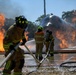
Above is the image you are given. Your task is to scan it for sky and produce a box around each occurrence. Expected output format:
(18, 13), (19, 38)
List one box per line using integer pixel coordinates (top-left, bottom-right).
(0, 0), (76, 22)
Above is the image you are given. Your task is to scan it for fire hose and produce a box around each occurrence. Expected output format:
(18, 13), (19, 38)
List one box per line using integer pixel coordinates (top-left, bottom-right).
(59, 56), (76, 68)
(0, 42), (22, 68)
(26, 50), (50, 75)
(0, 39), (53, 74)
(60, 61), (76, 68)
(0, 43), (39, 68)
(27, 40), (53, 75)
(24, 45), (39, 63)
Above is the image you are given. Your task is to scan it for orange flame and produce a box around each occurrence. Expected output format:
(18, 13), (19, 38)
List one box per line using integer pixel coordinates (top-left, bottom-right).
(0, 13), (5, 27)
(24, 31), (29, 41)
(72, 17), (76, 23)
(0, 13), (5, 51)
(70, 31), (76, 47)
(55, 29), (76, 49)
(71, 31), (76, 41)
(56, 31), (68, 48)
(20, 31), (29, 42)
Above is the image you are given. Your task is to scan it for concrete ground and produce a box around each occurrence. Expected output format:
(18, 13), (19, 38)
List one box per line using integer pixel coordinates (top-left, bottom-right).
(0, 53), (76, 75)
(0, 39), (76, 75)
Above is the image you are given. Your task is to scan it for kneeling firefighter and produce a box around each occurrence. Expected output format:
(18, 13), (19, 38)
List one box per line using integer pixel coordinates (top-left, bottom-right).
(3, 15), (28, 75)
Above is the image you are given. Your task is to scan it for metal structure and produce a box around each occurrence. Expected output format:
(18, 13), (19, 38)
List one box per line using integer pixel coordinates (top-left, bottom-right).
(43, 0), (46, 17)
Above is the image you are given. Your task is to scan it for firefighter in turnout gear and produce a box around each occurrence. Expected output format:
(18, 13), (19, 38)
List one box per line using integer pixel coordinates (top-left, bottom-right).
(3, 15), (28, 75)
(44, 30), (54, 57)
(34, 26), (44, 60)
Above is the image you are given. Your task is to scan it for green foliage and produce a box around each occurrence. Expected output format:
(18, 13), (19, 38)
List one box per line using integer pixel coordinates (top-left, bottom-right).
(27, 21), (38, 39)
(62, 10), (76, 23)
(35, 15), (46, 25)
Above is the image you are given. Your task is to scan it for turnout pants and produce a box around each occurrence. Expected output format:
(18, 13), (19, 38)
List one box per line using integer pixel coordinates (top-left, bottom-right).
(2, 48), (24, 75)
(35, 43), (43, 59)
(3, 59), (24, 75)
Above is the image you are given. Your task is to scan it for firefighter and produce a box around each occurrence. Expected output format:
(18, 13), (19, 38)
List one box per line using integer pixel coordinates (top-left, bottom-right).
(2, 15), (28, 75)
(34, 26), (44, 60)
(44, 30), (54, 57)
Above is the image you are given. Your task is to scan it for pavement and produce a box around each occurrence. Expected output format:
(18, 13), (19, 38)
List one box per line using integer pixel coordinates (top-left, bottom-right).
(0, 39), (76, 75)
(0, 53), (76, 75)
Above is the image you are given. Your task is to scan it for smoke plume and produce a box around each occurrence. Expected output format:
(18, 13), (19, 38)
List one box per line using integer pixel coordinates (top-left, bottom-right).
(0, 0), (24, 19)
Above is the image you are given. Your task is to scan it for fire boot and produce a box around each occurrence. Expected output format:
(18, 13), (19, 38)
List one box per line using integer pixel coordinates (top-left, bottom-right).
(35, 53), (39, 59)
(48, 51), (54, 57)
(50, 53), (54, 57)
(50, 52), (54, 57)
(36, 55), (38, 59)
(39, 56), (43, 60)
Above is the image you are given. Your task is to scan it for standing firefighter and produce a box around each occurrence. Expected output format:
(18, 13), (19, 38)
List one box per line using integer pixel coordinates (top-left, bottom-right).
(3, 15), (28, 75)
(44, 30), (54, 57)
(34, 26), (44, 60)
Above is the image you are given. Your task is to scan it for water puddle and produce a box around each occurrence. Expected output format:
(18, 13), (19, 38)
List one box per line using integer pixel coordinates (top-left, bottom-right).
(0, 53), (76, 75)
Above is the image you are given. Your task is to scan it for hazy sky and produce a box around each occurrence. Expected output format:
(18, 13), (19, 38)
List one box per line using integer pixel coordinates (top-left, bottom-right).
(0, 0), (76, 22)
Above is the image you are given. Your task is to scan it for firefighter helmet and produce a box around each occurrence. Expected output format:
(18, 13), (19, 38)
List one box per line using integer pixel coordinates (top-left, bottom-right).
(46, 30), (52, 34)
(15, 15), (28, 29)
(37, 26), (43, 32)
(38, 26), (43, 30)
(46, 30), (49, 33)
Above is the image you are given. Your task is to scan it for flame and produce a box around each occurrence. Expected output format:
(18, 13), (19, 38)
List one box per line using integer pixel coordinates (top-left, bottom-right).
(72, 17), (76, 23)
(24, 31), (29, 41)
(60, 54), (68, 61)
(55, 29), (76, 49)
(0, 13), (5, 51)
(20, 31), (29, 42)
(0, 13), (5, 27)
(56, 31), (68, 48)
(71, 31), (76, 41)
(0, 30), (5, 51)
(27, 45), (33, 49)
(0, 13), (29, 52)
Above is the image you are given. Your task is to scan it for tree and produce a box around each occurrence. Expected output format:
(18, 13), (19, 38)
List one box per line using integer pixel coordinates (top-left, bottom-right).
(62, 10), (76, 23)
(35, 15), (45, 25)
(35, 14), (51, 25)
(27, 21), (38, 39)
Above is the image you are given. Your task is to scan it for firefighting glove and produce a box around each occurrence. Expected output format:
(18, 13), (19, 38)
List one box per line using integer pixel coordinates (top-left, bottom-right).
(9, 45), (16, 51)
(21, 38), (26, 45)
(4, 45), (16, 57)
